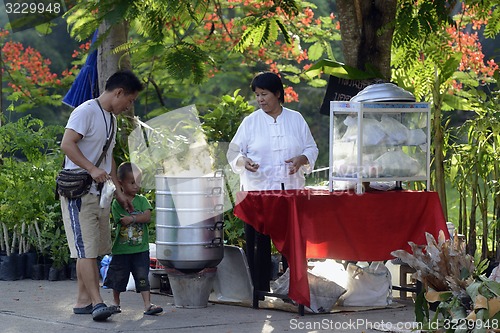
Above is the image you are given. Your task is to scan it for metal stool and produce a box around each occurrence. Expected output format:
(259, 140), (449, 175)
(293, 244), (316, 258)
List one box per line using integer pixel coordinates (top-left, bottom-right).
(397, 264), (417, 299)
(391, 260), (420, 299)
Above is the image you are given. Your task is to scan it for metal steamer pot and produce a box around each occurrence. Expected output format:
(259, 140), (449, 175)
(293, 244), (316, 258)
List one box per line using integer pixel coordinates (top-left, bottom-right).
(155, 171), (225, 271)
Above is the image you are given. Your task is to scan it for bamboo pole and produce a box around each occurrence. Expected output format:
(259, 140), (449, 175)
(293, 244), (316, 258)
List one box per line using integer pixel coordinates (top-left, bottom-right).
(0, 223), (4, 252)
(2, 222), (10, 256)
(10, 223), (17, 254)
(20, 222), (26, 254)
(33, 220), (43, 256)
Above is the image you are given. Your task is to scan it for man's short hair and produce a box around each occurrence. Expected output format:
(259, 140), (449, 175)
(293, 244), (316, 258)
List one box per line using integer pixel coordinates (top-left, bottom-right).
(105, 70), (144, 95)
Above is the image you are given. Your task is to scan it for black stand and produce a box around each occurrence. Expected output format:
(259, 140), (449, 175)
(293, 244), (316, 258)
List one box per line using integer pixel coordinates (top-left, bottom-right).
(245, 222), (305, 315)
(252, 289), (305, 316)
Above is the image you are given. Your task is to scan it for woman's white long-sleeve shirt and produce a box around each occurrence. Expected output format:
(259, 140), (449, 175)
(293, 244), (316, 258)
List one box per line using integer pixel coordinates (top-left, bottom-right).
(228, 107), (318, 190)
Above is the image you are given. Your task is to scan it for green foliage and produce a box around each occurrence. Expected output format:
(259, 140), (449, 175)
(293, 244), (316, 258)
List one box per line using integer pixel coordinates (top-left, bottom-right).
(164, 43), (209, 84)
(416, 274), (500, 332)
(0, 116), (61, 163)
(235, 17), (282, 52)
(233, 0), (301, 51)
(0, 116), (64, 260)
(63, 0), (342, 117)
(393, 0), (453, 50)
(201, 89), (254, 144)
(49, 227), (70, 269)
(306, 59), (383, 80)
(200, 90), (254, 246)
(446, 85), (500, 259)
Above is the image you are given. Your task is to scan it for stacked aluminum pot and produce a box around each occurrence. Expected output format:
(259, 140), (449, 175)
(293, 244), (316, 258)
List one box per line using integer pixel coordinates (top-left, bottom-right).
(155, 171), (224, 271)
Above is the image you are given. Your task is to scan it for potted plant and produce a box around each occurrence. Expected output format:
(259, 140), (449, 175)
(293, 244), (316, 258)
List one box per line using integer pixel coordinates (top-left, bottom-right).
(48, 227), (69, 281)
(391, 231), (500, 331)
(0, 117), (64, 280)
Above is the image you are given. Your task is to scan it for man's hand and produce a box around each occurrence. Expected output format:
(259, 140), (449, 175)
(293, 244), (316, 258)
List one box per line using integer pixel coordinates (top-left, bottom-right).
(88, 166), (109, 183)
(115, 189), (133, 213)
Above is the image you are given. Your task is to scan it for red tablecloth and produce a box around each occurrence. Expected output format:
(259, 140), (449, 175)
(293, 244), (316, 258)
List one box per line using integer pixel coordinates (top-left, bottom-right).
(233, 189), (448, 308)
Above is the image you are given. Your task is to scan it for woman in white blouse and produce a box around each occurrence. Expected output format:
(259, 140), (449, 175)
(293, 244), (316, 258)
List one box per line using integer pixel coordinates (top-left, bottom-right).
(228, 71), (318, 294)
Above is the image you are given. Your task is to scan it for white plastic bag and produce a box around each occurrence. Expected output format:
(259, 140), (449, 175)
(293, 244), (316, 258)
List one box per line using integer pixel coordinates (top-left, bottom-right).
(340, 261), (392, 307)
(378, 115), (409, 145)
(308, 271), (346, 313)
(99, 179), (116, 208)
(342, 116), (386, 145)
(271, 265), (347, 313)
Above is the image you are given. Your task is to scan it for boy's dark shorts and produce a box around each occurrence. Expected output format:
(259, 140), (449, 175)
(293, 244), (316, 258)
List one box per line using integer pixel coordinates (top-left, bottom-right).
(103, 251), (150, 292)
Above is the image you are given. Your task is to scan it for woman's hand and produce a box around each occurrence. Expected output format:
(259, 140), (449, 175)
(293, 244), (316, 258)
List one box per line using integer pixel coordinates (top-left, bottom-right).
(239, 156), (259, 172)
(285, 155), (309, 175)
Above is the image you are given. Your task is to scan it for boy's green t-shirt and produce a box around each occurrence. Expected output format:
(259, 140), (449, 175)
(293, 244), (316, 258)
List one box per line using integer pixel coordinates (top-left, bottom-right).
(111, 194), (153, 255)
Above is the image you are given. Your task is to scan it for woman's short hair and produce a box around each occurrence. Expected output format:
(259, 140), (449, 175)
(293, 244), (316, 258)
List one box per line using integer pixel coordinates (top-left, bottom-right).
(251, 71), (285, 103)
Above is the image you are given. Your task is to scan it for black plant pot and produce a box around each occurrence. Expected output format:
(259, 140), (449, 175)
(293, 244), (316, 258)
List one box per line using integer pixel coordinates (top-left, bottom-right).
(31, 263), (52, 280)
(48, 267), (59, 281)
(0, 254), (20, 281)
(58, 266), (68, 280)
(25, 252), (37, 279)
(16, 253), (27, 280)
(31, 264), (45, 280)
(67, 261), (77, 280)
(48, 266), (67, 281)
(43, 263), (51, 280)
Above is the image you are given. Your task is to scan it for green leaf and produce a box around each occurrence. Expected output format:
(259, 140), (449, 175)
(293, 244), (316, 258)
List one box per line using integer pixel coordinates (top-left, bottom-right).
(442, 94), (470, 111)
(308, 78), (328, 88)
(308, 42), (324, 61)
(286, 75), (300, 84)
(34, 22), (54, 34)
(305, 59), (379, 80)
(275, 19), (291, 44)
(440, 52), (462, 82)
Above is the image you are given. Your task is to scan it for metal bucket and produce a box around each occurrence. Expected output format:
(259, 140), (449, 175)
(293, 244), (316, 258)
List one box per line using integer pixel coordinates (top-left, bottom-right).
(167, 267), (217, 308)
(155, 171), (224, 270)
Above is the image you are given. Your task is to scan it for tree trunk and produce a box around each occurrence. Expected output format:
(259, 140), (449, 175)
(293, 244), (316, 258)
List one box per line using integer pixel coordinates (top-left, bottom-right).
(467, 171), (478, 256)
(97, 21), (134, 117)
(432, 102), (447, 220)
(336, 0), (397, 80)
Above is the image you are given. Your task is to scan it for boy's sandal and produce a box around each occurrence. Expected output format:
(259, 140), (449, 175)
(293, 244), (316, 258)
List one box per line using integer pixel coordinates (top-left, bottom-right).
(108, 305), (121, 314)
(144, 304), (163, 315)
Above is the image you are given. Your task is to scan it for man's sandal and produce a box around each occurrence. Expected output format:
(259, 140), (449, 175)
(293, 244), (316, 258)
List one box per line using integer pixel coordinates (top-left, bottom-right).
(73, 304), (92, 314)
(92, 303), (113, 321)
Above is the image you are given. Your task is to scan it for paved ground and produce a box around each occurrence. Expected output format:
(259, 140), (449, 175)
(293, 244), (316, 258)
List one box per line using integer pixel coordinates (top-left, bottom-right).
(0, 279), (418, 333)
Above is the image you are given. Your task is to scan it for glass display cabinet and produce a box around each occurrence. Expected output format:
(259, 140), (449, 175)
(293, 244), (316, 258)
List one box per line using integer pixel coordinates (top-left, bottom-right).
(329, 101), (431, 194)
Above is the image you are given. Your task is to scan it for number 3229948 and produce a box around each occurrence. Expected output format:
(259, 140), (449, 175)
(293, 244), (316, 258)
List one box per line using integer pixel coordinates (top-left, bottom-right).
(5, 2), (61, 14)
(443, 318), (499, 330)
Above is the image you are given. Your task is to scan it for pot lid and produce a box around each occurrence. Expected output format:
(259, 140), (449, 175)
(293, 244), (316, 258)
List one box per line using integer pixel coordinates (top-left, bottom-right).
(350, 83), (416, 102)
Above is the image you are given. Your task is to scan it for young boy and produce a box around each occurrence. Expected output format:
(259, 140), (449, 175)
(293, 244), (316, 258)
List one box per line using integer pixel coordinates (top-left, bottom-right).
(103, 162), (163, 315)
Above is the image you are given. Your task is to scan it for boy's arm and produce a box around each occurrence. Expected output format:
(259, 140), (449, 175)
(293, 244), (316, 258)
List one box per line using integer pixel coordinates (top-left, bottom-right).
(135, 209), (152, 224)
(119, 209), (151, 227)
(111, 158), (134, 213)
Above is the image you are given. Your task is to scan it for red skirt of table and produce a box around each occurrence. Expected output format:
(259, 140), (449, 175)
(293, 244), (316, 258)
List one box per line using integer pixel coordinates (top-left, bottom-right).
(233, 189), (448, 308)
